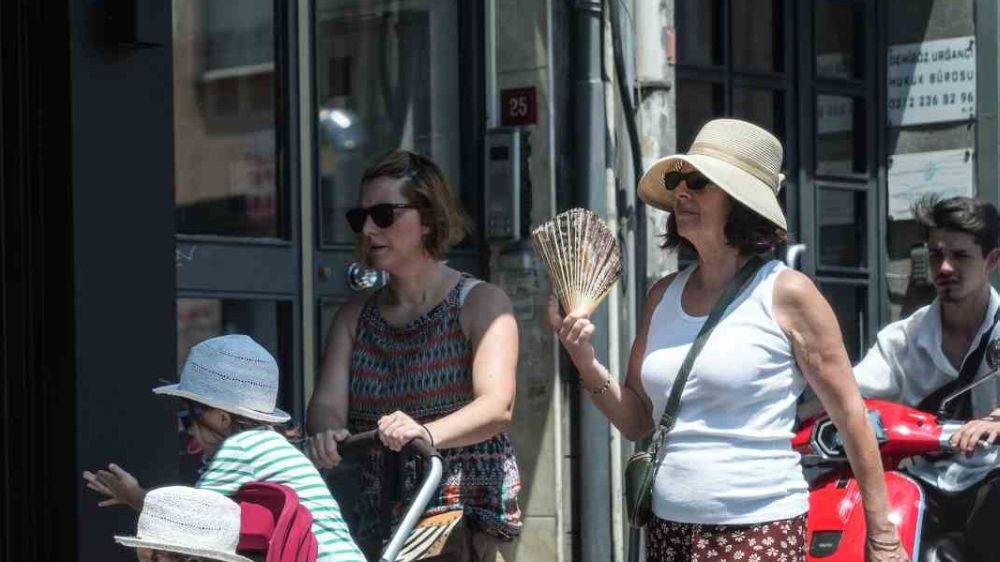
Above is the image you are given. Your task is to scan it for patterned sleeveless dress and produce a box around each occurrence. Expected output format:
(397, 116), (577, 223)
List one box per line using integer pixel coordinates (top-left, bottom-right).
(347, 274), (522, 545)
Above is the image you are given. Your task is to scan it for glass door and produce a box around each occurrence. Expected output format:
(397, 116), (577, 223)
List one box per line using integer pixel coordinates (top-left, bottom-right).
(308, 0), (483, 535)
(173, 0), (303, 484)
(311, 0), (483, 352)
(797, 0), (881, 361)
(675, 0), (797, 250)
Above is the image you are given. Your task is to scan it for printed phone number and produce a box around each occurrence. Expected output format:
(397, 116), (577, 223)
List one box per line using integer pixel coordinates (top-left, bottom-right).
(888, 91), (974, 110)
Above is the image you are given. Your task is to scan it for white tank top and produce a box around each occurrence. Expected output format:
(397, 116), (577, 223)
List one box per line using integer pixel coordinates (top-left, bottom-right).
(640, 260), (809, 524)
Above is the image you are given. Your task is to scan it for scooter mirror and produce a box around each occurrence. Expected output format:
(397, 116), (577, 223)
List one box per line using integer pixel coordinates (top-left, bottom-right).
(987, 338), (1000, 371)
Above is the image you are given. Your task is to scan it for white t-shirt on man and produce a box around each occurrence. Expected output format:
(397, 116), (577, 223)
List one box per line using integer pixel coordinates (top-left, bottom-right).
(853, 288), (1000, 492)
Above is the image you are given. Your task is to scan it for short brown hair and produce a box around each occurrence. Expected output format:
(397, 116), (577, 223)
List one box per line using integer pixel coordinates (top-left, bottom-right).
(360, 150), (471, 259)
(660, 195), (788, 255)
(913, 195), (999, 255)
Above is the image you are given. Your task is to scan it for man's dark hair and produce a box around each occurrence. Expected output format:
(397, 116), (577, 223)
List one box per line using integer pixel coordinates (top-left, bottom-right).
(913, 195), (999, 254)
(660, 195), (788, 256)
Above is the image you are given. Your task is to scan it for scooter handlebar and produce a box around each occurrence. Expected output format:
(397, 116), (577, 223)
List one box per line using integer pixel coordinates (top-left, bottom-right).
(937, 421), (1000, 453)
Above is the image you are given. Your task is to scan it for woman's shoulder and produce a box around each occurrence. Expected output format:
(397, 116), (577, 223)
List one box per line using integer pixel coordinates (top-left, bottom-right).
(331, 291), (378, 337)
(460, 279), (513, 314)
(770, 266), (830, 326)
(644, 272), (679, 311)
(772, 266), (816, 300)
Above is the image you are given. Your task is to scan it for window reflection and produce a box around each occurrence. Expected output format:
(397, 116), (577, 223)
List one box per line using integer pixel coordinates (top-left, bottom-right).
(676, 80), (723, 149)
(733, 88), (785, 144)
(173, 0), (282, 238)
(818, 188), (866, 268)
(316, 1), (462, 247)
(816, 94), (866, 175)
(815, 0), (864, 80)
(732, 0), (783, 73)
(676, 0), (723, 66)
(818, 282), (865, 361)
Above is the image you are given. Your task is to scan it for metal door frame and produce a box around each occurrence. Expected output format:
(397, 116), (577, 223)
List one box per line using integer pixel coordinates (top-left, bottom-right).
(304, 0), (486, 394)
(795, 0), (883, 358)
(176, 0), (306, 419)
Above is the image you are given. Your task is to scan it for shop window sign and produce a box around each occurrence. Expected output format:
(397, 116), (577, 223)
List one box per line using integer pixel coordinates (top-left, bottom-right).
(887, 36), (976, 126)
(887, 149), (974, 220)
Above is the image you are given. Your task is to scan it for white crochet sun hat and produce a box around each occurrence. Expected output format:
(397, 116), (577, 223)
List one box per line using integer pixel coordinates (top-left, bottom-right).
(154, 334), (291, 424)
(637, 118), (788, 230)
(115, 486), (255, 562)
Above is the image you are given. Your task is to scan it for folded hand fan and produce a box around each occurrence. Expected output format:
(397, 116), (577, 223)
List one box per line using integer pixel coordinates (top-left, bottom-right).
(530, 208), (623, 315)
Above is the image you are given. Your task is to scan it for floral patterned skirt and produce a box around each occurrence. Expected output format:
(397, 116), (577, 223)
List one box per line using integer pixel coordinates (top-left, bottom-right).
(645, 514), (807, 562)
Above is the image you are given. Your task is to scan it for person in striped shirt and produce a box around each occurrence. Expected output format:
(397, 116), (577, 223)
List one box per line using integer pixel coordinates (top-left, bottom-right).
(84, 334), (365, 562)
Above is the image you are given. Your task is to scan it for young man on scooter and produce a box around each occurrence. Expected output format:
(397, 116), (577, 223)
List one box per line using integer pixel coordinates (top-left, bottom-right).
(853, 196), (1000, 561)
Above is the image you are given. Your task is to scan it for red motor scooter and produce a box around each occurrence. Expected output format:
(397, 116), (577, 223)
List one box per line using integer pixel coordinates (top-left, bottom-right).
(793, 342), (1000, 561)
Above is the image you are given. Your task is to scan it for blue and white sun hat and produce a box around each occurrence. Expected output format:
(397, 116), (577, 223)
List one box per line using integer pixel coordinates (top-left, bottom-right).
(154, 334), (291, 424)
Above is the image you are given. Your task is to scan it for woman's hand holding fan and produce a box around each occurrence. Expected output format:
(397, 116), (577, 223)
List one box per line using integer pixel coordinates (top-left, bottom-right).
(534, 208), (621, 390)
(531, 208), (623, 316)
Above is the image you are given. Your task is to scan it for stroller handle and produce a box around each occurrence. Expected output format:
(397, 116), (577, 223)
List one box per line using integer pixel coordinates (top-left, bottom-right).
(337, 429), (440, 460)
(332, 429), (444, 562)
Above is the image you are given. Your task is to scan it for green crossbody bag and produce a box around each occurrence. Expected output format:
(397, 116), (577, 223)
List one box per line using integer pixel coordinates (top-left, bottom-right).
(625, 256), (765, 528)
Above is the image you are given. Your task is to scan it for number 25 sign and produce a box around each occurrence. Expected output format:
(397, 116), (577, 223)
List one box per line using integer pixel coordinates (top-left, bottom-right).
(500, 87), (538, 126)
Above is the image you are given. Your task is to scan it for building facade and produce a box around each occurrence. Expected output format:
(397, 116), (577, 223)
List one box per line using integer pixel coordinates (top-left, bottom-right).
(4, 1), (1000, 561)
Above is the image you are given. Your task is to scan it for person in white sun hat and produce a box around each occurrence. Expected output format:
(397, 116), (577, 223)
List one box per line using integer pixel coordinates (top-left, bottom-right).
(83, 334), (365, 562)
(115, 486), (254, 562)
(548, 118), (908, 561)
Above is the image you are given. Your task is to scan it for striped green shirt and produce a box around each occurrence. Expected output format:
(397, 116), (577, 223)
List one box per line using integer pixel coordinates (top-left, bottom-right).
(197, 428), (365, 562)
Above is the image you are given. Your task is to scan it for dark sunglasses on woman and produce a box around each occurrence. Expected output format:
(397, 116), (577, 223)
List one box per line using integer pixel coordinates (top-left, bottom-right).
(663, 170), (711, 192)
(345, 203), (418, 233)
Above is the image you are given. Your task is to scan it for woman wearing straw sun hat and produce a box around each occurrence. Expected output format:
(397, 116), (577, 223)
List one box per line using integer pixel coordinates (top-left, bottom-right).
(548, 119), (908, 561)
(115, 486), (255, 562)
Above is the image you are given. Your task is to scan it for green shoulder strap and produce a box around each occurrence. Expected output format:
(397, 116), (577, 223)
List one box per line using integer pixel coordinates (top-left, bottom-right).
(656, 255), (766, 434)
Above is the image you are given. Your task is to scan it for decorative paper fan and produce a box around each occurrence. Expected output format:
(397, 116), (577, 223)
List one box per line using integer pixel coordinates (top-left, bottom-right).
(531, 208), (623, 315)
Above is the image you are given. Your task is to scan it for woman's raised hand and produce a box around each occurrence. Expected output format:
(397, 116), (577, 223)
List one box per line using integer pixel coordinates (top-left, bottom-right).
(546, 295), (597, 369)
(306, 428), (351, 468)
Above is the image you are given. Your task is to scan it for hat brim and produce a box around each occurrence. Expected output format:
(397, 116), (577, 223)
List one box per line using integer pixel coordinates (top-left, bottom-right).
(115, 535), (256, 562)
(153, 384), (291, 424)
(637, 153), (787, 231)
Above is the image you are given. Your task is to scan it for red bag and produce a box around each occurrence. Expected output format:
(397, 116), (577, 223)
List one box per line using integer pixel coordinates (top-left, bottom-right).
(236, 482), (319, 562)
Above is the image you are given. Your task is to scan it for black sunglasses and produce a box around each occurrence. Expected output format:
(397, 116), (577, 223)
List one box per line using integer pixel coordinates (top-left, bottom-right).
(345, 203), (418, 233)
(663, 170), (711, 192)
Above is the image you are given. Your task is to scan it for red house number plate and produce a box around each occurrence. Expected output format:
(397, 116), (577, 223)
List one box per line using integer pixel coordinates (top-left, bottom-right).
(500, 87), (538, 126)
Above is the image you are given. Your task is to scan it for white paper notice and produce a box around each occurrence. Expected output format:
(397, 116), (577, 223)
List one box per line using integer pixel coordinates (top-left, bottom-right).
(887, 36), (976, 126)
(887, 149), (974, 220)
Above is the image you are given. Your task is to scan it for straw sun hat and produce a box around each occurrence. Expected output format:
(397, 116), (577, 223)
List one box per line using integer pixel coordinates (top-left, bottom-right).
(637, 118), (787, 231)
(154, 334), (291, 424)
(115, 486), (255, 562)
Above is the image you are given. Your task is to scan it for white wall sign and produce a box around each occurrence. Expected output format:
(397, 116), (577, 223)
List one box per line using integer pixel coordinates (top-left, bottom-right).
(887, 36), (976, 126)
(887, 149), (974, 220)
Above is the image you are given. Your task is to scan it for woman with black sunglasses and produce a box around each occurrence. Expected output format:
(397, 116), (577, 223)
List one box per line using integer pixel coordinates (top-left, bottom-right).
(306, 150), (522, 561)
(548, 119), (908, 562)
